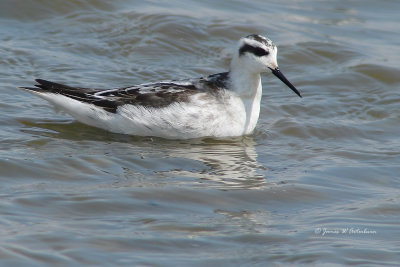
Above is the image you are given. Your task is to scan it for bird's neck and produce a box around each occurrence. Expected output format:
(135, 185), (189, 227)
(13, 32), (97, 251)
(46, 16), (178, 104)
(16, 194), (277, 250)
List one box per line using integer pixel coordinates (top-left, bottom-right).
(228, 65), (262, 99)
(228, 64), (263, 135)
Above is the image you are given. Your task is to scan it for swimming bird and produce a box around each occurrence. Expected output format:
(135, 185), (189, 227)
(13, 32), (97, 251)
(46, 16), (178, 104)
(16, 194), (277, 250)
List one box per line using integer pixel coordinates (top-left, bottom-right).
(20, 34), (301, 139)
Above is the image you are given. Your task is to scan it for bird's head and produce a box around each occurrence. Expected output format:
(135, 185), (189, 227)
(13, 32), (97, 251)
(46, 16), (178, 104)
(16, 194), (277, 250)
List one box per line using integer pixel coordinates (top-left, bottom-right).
(233, 34), (301, 98)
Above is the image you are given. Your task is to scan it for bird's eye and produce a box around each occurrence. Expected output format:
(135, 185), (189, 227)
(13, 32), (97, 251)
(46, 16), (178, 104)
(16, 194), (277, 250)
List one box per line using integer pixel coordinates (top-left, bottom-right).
(255, 48), (269, 57)
(239, 44), (269, 57)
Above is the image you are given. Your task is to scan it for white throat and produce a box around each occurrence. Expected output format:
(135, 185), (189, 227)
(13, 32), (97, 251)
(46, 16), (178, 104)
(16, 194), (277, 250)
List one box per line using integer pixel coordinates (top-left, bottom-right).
(229, 56), (262, 98)
(228, 59), (263, 134)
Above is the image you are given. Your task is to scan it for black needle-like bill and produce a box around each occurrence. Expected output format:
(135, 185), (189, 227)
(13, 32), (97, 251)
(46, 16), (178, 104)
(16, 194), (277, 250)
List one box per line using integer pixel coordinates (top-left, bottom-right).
(270, 67), (302, 98)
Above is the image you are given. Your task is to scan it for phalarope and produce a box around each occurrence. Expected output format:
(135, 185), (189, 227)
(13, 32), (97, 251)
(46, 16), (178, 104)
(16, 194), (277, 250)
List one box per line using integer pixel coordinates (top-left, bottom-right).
(21, 34), (301, 139)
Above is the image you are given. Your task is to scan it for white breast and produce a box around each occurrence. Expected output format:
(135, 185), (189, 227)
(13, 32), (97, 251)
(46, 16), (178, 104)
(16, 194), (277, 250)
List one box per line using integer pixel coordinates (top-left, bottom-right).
(115, 91), (248, 139)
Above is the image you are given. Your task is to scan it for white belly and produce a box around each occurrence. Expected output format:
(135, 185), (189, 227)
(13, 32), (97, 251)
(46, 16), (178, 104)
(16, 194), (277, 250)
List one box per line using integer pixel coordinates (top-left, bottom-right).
(114, 92), (249, 139)
(33, 91), (260, 139)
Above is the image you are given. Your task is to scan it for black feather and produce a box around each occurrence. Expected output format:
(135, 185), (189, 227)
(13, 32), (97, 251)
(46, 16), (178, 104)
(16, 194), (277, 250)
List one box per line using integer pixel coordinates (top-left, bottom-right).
(239, 44), (269, 57)
(21, 73), (230, 114)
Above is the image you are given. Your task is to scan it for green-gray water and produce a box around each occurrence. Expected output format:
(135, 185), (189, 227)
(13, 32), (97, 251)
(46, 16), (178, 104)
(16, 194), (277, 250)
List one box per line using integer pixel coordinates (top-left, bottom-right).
(1, 0), (399, 266)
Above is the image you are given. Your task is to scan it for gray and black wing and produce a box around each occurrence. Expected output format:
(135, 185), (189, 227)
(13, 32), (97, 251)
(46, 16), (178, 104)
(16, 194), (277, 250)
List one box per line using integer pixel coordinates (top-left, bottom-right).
(21, 73), (229, 113)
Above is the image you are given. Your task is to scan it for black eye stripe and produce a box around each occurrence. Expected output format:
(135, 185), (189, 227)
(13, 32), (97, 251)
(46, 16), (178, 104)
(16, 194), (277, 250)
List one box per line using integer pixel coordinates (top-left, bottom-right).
(239, 44), (269, 57)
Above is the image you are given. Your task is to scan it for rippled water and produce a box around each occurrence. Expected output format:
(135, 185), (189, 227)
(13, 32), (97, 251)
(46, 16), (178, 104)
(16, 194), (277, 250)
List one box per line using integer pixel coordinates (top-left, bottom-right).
(1, 0), (400, 266)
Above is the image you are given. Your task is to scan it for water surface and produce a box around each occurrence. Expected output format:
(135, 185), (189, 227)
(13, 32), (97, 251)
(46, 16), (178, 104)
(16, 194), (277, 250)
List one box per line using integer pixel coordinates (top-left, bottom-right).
(1, 0), (400, 266)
